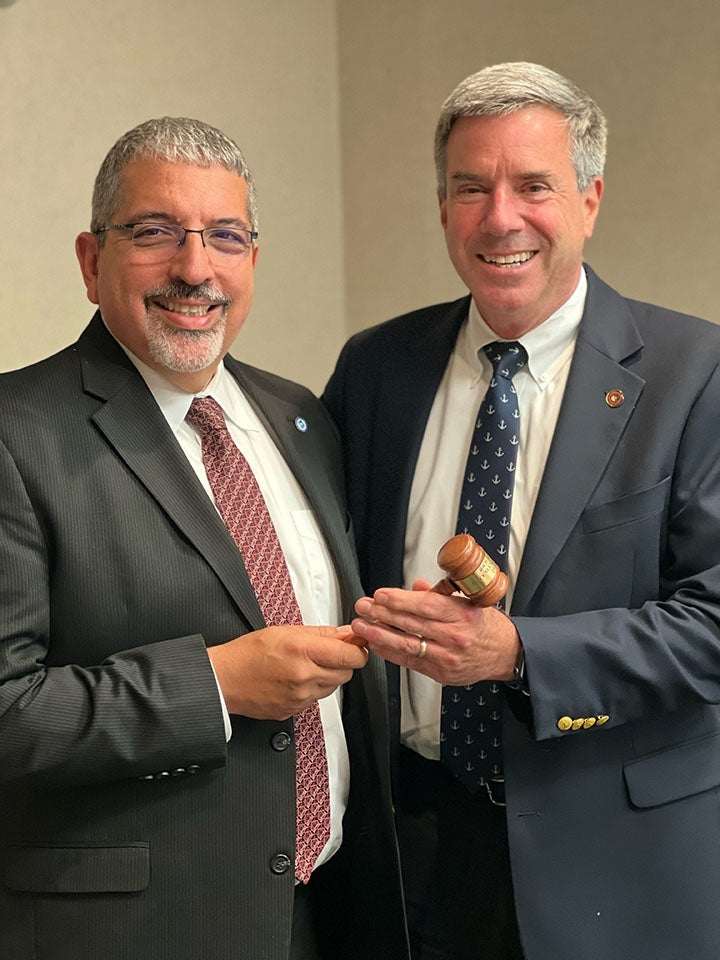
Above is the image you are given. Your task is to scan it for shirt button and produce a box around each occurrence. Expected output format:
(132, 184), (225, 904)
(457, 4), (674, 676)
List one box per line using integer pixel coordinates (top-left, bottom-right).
(271, 732), (292, 752)
(270, 853), (292, 875)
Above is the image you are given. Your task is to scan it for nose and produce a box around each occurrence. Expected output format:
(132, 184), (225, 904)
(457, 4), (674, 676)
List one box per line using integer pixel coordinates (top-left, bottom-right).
(168, 231), (214, 285)
(481, 188), (525, 236)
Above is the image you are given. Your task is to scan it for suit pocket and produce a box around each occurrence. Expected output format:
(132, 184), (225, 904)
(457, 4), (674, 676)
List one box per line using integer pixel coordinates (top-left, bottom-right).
(2, 842), (150, 893)
(623, 732), (720, 808)
(582, 476), (671, 533)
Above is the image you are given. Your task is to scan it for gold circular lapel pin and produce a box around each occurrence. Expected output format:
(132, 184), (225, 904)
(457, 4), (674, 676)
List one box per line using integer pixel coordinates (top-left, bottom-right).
(605, 389), (624, 408)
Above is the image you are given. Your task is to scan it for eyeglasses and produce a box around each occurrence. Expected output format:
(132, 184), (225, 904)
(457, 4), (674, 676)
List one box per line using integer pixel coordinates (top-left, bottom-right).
(95, 222), (258, 262)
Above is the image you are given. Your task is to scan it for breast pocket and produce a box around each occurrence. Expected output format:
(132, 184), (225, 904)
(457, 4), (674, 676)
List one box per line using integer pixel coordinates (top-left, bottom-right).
(582, 476), (671, 534)
(2, 842), (150, 893)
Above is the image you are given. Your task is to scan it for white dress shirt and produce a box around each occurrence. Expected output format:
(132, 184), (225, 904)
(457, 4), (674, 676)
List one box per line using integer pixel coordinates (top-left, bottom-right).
(118, 346), (349, 867)
(401, 271), (588, 760)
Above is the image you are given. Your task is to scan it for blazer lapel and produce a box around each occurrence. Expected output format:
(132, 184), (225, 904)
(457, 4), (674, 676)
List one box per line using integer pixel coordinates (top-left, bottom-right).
(512, 268), (646, 612)
(78, 316), (266, 630)
(366, 297), (470, 589)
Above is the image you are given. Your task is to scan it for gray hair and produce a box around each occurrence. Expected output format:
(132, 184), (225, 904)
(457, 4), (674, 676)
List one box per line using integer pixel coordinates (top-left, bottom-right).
(434, 62), (607, 195)
(90, 116), (258, 239)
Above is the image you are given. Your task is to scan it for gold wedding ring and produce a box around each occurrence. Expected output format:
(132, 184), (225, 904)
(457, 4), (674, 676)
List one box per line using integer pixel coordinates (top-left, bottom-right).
(416, 639), (428, 659)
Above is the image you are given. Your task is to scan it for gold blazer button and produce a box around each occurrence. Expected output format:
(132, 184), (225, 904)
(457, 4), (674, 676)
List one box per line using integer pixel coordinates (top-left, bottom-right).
(557, 716), (573, 731)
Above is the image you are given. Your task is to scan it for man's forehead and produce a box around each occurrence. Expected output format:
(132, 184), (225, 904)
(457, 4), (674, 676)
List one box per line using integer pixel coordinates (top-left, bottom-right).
(115, 158), (249, 217)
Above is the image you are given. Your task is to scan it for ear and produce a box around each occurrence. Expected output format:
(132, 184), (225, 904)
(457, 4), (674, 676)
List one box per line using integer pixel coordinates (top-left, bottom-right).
(583, 177), (604, 239)
(75, 232), (100, 305)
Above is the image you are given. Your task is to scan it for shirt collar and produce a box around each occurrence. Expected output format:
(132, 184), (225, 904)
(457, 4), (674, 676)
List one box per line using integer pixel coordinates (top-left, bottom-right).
(463, 268), (588, 386)
(108, 329), (256, 435)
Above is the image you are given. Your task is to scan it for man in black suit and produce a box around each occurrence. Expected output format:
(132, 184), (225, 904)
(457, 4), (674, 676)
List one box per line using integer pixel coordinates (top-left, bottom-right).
(324, 63), (720, 960)
(0, 117), (408, 960)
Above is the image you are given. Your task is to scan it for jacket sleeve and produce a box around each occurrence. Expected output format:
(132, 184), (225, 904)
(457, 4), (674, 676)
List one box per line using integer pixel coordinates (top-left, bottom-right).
(0, 437), (227, 788)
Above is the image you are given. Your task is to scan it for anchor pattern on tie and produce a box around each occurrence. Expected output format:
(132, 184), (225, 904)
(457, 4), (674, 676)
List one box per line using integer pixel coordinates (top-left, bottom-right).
(186, 397), (330, 882)
(440, 341), (527, 793)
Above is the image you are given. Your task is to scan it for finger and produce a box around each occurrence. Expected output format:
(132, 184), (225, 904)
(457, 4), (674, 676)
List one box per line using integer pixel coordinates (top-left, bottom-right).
(355, 595), (455, 642)
(307, 636), (369, 670)
(351, 616), (429, 664)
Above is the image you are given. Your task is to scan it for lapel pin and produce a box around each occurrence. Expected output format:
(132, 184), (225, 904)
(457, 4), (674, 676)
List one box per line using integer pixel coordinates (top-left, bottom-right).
(294, 416), (308, 433)
(605, 389), (624, 408)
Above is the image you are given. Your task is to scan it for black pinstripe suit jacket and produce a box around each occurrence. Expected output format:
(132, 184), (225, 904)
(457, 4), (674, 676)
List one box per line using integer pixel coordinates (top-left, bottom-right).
(0, 313), (408, 960)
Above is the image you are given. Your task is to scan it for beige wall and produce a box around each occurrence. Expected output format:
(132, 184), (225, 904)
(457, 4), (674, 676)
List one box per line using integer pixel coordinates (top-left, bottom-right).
(338, 0), (720, 340)
(1, 0), (718, 393)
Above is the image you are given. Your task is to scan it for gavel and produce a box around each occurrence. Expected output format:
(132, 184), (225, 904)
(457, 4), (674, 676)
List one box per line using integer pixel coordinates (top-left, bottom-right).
(432, 533), (507, 607)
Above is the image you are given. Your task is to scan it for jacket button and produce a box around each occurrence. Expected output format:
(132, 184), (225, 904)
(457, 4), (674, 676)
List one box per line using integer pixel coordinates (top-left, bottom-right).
(270, 853), (292, 875)
(170, 768), (186, 777)
(596, 715), (610, 725)
(271, 732), (292, 752)
(186, 764), (200, 774)
(583, 717), (597, 729)
(557, 716), (573, 731)
(571, 718), (584, 731)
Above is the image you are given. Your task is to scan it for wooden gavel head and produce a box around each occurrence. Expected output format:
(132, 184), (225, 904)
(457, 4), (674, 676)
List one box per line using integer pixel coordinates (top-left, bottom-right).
(432, 533), (507, 607)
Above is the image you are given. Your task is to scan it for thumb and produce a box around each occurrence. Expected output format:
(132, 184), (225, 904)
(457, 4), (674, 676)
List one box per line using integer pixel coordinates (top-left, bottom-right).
(412, 578), (434, 592)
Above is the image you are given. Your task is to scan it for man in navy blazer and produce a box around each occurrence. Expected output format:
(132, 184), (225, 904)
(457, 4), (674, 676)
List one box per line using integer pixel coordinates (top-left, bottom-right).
(324, 63), (720, 960)
(0, 117), (408, 960)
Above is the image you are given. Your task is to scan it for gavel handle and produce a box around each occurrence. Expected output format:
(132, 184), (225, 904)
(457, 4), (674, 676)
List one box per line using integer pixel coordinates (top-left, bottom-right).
(431, 577), (459, 597)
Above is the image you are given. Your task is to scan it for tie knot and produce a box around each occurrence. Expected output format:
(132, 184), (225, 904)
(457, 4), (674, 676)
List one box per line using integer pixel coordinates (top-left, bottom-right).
(186, 396), (226, 436)
(483, 341), (527, 380)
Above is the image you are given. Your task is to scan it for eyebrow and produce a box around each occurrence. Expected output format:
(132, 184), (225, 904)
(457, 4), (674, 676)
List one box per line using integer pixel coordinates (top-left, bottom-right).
(449, 170), (557, 184)
(120, 210), (251, 228)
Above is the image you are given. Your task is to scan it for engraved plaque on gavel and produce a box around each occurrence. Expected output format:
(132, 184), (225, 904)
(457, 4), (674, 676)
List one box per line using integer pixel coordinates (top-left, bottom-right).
(432, 533), (507, 607)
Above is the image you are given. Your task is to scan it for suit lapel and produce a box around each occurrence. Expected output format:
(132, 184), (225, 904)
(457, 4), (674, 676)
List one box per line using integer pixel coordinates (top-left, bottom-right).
(226, 356), (361, 616)
(366, 298), (469, 589)
(512, 268), (646, 612)
(227, 358), (392, 752)
(78, 316), (266, 630)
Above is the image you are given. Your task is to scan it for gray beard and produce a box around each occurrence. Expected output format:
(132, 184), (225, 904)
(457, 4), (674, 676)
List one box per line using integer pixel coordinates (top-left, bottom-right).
(143, 281), (230, 373)
(145, 311), (227, 373)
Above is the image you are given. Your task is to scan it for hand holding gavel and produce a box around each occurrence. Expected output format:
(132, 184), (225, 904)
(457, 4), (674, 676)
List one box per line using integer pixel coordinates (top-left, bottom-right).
(432, 533), (507, 607)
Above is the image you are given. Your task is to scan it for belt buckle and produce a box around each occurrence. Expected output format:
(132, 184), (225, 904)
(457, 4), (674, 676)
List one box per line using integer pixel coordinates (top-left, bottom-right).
(484, 777), (506, 808)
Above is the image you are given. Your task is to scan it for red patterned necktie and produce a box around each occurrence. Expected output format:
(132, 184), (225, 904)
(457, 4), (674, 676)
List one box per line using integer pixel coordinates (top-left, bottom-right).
(186, 396), (331, 883)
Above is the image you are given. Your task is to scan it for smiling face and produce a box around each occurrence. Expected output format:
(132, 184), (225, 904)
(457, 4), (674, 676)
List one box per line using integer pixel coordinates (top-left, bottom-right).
(76, 158), (258, 392)
(440, 108), (603, 339)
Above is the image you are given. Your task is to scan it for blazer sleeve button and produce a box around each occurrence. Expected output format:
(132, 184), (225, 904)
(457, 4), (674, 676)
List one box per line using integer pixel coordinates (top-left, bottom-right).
(557, 716), (573, 731)
(596, 715), (610, 725)
(571, 718), (584, 731)
(583, 717), (597, 729)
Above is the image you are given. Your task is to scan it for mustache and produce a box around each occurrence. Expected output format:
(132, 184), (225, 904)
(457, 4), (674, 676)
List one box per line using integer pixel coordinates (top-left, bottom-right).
(144, 281), (231, 306)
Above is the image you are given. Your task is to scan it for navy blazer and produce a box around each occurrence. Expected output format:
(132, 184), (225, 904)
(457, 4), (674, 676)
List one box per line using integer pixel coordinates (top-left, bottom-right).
(323, 266), (720, 960)
(0, 314), (408, 960)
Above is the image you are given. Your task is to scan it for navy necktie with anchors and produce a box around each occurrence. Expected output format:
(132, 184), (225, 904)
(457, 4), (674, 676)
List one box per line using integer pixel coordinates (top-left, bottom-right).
(440, 340), (527, 804)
